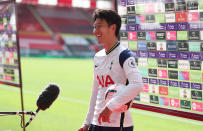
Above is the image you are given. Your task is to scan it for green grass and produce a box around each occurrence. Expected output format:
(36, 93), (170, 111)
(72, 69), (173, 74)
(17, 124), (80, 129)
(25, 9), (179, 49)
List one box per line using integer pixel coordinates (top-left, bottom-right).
(0, 58), (202, 131)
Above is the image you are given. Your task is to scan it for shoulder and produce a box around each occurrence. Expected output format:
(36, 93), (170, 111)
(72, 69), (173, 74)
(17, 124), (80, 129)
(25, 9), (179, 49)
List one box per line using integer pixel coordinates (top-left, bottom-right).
(119, 48), (134, 68)
(95, 49), (105, 57)
(93, 49), (106, 63)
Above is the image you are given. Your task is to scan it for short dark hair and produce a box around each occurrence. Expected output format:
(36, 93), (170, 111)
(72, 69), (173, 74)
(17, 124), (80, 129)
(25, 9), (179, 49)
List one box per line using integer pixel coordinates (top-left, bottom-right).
(92, 9), (121, 37)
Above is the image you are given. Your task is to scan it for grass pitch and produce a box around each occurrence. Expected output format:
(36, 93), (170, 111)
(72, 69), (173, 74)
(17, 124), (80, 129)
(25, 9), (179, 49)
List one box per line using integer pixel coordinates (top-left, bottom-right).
(0, 58), (202, 131)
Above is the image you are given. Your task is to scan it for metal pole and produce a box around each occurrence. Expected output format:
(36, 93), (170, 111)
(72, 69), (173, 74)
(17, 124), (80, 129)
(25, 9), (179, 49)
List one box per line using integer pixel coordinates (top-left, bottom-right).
(14, 0), (26, 130)
(114, 0), (118, 12)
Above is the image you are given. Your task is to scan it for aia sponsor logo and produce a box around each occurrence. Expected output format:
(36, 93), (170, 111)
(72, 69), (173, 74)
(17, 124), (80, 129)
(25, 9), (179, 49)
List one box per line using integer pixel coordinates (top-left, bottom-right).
(176, 12), (187, 22)
(159, 86), (168, 95)
(97, 75), (114, 88)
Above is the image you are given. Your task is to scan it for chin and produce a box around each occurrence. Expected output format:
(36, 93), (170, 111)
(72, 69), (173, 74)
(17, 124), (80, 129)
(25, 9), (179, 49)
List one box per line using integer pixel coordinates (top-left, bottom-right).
(98, 41), (103, 45)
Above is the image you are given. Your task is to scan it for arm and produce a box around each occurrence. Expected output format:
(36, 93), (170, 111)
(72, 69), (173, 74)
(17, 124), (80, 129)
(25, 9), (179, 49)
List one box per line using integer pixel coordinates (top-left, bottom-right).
(79, 72), (99, 130)
(83, 72), (99, 125)
(106, 51), (143, 111)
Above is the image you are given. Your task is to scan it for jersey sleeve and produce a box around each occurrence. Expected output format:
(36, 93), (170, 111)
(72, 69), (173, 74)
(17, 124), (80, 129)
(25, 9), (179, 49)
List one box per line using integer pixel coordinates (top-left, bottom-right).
(106, 49), (144, 111)
(83, 68), (99, 125)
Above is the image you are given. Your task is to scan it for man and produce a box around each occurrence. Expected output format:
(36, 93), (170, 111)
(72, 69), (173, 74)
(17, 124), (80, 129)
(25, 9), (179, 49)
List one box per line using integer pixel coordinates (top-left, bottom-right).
(78, 9), (143, 131)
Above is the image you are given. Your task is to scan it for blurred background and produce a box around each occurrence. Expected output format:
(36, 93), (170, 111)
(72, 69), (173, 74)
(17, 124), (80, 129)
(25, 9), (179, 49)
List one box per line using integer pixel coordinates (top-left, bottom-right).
(17, 0), (113, 58)
(0, 0), (202, 131)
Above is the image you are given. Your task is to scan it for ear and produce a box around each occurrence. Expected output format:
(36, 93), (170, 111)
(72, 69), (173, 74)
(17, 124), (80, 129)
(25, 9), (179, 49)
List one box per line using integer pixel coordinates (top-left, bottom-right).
(110, 24), (116, 34)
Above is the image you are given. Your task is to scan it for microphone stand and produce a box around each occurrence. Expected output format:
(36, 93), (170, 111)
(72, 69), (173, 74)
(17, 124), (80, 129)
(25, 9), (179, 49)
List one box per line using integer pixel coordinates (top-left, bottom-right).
(0, 111), (35, 129)
(0, 111), (35, 115)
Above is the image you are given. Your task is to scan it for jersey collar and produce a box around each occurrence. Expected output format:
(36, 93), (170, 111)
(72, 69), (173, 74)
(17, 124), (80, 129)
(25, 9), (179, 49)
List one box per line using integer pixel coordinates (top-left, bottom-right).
(106, 42), (120, 55)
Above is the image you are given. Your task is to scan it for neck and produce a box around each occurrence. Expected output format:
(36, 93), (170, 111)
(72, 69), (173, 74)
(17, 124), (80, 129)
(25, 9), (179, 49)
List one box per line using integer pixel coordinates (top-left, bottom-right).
(103, 38), (118, 53)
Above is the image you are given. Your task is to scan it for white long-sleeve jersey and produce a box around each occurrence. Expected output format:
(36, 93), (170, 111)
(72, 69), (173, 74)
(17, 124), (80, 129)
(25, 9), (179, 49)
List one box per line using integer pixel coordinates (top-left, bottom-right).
(84, 42), (143, 127)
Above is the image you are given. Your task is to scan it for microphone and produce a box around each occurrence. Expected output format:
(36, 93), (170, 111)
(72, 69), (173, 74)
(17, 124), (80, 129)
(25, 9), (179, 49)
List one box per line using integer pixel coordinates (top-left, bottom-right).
(24, 83), (60, 128)
(36, 83), (60, 111)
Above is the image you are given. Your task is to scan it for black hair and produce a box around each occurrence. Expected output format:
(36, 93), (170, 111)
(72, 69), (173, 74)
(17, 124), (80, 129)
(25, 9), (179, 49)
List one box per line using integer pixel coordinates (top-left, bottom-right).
(93, 9), (121, 37)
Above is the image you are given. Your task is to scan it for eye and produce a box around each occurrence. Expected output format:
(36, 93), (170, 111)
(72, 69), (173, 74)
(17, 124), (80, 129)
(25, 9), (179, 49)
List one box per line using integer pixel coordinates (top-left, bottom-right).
(94, 25), (102, 30)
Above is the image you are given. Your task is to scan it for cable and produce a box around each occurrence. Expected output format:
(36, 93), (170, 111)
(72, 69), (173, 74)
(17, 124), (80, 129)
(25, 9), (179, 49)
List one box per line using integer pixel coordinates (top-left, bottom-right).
(19, 115), (24, 128)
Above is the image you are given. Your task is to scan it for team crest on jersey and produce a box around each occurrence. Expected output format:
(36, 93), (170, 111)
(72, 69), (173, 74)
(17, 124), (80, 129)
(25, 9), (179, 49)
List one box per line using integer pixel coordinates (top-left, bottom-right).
(128, 58), (136, 68)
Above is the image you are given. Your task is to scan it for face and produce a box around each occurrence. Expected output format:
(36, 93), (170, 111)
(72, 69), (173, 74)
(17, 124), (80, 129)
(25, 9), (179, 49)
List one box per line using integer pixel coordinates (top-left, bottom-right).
(93, 18), (115, 45)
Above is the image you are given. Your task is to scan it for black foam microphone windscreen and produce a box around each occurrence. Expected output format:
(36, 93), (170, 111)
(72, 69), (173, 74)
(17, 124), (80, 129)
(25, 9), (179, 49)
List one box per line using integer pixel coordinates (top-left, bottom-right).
(36, 83), (60, 111)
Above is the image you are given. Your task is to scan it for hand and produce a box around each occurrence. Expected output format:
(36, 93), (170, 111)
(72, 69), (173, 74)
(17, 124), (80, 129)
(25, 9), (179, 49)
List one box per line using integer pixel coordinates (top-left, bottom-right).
(78, 124), (89, 131)
(98, 106), (112, 125)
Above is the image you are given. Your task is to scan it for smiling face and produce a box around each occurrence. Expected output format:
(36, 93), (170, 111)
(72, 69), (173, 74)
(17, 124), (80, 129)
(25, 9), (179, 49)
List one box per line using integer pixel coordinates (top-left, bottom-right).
(93, 18), (115, 46)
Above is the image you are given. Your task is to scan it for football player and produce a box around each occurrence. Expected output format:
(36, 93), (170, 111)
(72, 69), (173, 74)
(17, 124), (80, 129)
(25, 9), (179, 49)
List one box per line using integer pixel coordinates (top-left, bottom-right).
(78, 9), (143, 131)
